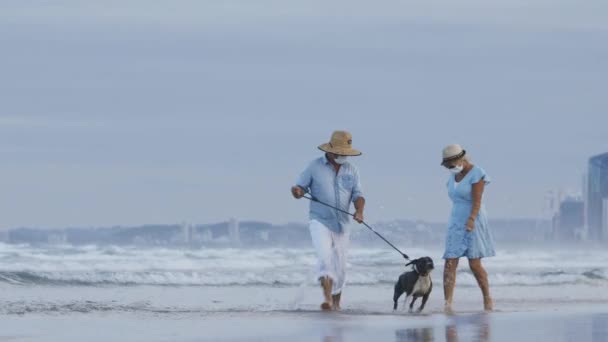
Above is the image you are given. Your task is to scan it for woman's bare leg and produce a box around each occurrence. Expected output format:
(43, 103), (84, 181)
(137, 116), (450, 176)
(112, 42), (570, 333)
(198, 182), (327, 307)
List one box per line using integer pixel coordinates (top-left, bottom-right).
(468, 258), (493, 311)
(443, 258), (459, 313)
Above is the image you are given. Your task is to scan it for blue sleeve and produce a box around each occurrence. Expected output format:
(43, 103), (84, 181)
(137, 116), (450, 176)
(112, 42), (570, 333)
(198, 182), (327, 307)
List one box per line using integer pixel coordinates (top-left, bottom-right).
(470, 166), (491, 185)
(295, 162), (313, 192)
(351, 167), (364, 202)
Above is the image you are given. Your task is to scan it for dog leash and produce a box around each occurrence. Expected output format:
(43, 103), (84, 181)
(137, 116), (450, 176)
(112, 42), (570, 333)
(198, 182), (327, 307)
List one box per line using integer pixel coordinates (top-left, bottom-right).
(302, 194), (409, 260)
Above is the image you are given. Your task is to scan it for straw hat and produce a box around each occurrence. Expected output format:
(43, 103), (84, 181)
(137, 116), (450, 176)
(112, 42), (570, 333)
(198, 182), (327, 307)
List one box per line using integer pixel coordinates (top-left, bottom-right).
(441, 144), (466, 166)
(318, 131), (362, 156)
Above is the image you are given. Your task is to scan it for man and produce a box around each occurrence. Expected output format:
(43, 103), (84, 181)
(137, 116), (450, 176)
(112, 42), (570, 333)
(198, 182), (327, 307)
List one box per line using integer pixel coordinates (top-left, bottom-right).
(291, 130), (365, 311)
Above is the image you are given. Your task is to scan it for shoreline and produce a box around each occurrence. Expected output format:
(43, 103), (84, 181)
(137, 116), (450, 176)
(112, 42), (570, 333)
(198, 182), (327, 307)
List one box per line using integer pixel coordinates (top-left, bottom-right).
(2, 283), (608, 341)
(3, 283), (608, 315)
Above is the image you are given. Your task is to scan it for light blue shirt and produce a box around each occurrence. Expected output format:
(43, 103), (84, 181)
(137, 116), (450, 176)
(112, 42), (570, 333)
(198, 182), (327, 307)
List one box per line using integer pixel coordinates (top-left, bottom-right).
(296, 156), (364, 233)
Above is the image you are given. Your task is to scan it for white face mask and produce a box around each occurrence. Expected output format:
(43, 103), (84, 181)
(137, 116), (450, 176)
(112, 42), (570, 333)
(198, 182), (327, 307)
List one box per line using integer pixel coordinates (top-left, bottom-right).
(449, 164), (464, 174)
(334, 156), (348, 164)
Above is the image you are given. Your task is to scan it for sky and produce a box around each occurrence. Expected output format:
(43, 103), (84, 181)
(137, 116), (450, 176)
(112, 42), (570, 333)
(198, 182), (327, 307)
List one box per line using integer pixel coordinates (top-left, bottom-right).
(0, 0), (607, 228)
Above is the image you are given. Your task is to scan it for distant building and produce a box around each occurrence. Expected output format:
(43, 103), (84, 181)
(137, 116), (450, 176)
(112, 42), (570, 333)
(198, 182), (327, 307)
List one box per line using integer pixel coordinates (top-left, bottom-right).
(553, 197), (585, 240)
(586, 153), (608, 241)
(0, 230), (7, 242)
(181, 222), (192, 244)
(200, 228), (213, 242)
(47, 230), (67, 244)
(228, 218), (241, 245)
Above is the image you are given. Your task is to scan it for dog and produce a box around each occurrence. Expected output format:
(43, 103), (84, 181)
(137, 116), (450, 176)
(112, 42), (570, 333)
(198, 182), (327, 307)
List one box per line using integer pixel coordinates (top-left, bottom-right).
(393, 256), (434, 312)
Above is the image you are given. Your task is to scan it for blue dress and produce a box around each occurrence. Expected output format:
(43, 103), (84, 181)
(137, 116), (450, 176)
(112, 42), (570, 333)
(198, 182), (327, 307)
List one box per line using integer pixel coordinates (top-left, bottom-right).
(443, 165), (496, 259)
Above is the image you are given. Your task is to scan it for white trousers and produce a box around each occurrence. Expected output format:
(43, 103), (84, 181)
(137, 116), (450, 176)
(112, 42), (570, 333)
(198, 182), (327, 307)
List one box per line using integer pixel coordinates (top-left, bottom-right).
(309, 219), (350, 295)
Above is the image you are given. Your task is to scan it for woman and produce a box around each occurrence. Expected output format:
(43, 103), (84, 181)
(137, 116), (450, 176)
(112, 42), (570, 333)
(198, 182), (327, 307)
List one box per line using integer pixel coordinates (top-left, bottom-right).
(441, 144), (495, 313)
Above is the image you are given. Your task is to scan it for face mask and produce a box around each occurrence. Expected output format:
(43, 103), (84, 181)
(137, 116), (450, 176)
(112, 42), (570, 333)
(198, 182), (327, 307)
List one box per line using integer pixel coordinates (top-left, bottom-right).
(334, 156), (348, 164)
(449, 164), (464, 174)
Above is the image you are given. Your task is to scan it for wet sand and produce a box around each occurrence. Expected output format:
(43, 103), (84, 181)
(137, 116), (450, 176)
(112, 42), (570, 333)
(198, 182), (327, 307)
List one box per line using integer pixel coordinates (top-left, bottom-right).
(1, 309), (608, 342)
(2, 283), (608, 341)
(2, 281), (608, 342)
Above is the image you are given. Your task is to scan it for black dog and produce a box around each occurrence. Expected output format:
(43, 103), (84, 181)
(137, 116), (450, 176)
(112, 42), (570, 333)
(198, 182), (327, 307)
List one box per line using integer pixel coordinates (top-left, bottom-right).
(393, 257), (434, 312)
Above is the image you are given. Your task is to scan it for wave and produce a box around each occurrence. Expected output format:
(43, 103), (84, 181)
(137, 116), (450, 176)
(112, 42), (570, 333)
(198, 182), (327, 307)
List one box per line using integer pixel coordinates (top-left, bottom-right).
(1, 244), (608, 287)
(0, 268), (606, 287)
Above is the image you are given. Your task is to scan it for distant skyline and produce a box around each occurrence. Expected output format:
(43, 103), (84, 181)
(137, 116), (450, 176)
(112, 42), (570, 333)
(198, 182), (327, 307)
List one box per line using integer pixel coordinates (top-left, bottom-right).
(1, 1), (607, 228)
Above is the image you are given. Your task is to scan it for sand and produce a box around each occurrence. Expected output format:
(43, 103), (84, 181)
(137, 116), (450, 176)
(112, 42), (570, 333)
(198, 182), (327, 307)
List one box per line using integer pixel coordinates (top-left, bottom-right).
(1, 284), (608, 341)
(1, 309), (608, 342)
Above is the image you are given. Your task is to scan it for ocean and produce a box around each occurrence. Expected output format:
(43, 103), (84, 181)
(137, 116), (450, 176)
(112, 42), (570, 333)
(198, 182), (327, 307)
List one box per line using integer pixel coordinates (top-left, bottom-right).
(2, 243), (608, 341)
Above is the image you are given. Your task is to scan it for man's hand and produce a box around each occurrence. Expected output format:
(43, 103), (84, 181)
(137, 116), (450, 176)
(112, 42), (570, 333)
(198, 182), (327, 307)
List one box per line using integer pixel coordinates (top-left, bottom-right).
(354, 210), (364, 224)
(291, 186), (305, 199)
(353, 197), (365, 224)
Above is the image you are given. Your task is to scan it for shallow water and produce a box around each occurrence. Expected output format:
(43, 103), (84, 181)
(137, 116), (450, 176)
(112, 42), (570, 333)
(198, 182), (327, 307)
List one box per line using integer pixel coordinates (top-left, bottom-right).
(2, 243), (608, 341)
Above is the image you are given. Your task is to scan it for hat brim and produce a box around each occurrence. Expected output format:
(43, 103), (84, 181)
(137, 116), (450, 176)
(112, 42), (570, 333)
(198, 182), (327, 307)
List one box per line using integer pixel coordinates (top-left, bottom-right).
(318, 144), (362, 156)
(441, 150), (466, 166)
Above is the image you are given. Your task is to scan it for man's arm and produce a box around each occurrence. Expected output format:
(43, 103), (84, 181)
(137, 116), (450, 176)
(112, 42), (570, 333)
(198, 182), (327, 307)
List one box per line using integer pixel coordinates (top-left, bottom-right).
(352, 168), (365, 223)
(354, 197), (365, 223)
(291, 163), (312, 199)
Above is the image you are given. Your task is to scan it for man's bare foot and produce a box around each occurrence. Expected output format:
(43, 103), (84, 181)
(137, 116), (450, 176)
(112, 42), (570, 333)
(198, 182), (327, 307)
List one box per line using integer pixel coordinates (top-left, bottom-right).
(484, 297), (494, 311)
(319, 276), (334, 311)
(332, 293), (341, 311)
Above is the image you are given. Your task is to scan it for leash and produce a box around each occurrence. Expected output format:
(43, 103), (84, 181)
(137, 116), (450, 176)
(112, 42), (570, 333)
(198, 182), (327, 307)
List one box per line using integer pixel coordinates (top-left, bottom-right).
(302, 194), (409, 260)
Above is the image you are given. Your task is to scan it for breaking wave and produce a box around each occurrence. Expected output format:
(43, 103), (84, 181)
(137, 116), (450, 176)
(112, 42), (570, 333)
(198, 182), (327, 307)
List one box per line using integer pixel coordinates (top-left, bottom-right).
(1, 243), (607, 287)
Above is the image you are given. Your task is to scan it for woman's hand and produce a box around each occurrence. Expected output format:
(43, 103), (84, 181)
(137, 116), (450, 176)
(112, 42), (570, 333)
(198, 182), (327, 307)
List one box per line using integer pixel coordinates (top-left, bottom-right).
(466, 217), (475, 231)
(467, 181), (484, 232)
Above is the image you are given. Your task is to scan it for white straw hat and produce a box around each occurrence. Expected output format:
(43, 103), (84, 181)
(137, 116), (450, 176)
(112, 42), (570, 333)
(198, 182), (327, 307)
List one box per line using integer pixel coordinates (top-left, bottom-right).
(441, 144), (466, 166)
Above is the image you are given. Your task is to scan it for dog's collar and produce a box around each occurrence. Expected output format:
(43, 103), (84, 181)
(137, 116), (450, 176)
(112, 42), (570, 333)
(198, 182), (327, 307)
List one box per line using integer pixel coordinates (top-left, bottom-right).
(413, 265), (432, 276)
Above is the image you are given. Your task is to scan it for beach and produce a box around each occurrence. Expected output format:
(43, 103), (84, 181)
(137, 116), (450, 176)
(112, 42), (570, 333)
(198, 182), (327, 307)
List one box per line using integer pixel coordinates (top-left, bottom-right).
(2, 0), (607, 340)
(1, 244), (608, 341)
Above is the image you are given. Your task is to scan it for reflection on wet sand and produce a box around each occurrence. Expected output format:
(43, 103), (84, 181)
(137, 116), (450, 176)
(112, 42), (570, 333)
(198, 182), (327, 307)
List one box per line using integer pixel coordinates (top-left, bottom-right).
(445, 313), (491, 342)
(393, 313), (490, 342)
(395, 326), (434, 342)
(322, 326), (344, 342)
(317, 312), (608, 342)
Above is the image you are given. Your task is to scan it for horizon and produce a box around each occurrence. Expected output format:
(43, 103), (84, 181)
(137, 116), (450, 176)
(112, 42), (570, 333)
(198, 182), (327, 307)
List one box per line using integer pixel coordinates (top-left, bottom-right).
(0, 216), (549, 232)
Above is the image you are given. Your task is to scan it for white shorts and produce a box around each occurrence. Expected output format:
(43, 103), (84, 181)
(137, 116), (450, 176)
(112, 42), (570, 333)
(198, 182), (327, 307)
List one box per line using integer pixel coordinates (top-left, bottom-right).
(309, 220), (350, 295)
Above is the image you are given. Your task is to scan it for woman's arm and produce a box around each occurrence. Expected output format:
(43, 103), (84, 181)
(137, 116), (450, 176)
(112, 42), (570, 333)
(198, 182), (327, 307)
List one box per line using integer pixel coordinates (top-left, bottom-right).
(467, 180), (486, 231)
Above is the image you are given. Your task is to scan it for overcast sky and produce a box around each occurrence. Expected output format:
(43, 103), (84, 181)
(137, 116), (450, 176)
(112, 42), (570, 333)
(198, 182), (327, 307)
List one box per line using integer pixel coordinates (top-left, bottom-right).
(0, 0), (606, 228)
